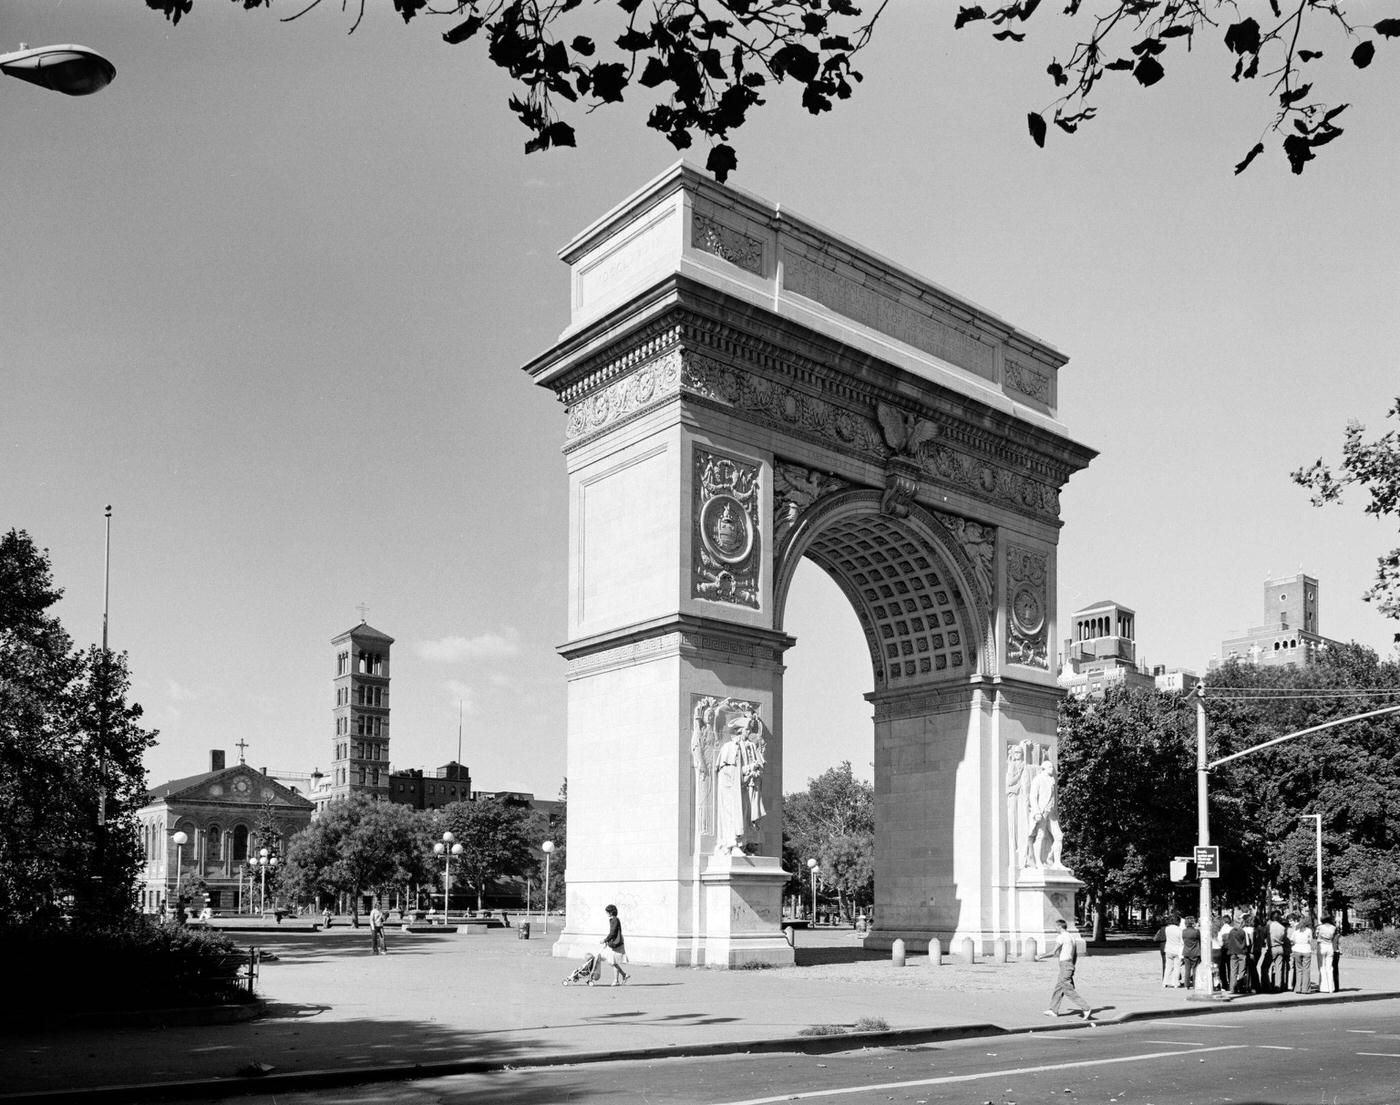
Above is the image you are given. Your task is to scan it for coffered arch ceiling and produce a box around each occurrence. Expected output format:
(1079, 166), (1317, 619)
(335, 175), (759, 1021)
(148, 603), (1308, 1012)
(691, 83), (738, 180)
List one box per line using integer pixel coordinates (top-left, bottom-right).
(775, 490), (991, 692)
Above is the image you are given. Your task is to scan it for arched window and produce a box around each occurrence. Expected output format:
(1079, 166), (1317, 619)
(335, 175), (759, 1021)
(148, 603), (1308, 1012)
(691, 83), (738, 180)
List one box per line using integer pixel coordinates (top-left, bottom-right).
(206, 824), (223, 864)
(233, 824), (250, 863)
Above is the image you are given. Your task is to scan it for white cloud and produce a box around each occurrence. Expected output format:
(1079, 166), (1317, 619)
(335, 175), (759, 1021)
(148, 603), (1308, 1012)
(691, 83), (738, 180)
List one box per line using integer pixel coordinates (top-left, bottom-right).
(167, 679), (199, 702)
(442, 681), (478, 712)
(414, 631), (520, 663)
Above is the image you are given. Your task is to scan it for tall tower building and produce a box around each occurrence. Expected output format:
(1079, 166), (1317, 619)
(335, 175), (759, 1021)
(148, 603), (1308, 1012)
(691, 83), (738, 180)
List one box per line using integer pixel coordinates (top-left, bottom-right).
(329, 620), (394, 804)
(1218, 572), (1336, 668)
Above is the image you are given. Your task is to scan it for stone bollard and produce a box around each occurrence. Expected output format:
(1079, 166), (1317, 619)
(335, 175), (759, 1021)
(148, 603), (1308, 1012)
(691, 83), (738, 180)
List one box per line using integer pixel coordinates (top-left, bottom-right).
(928, 937), (942, 967)
(1024, 936), (1040, 961)
(993, 937), (1008, 963)
(892, 938), (906, 967)
(954, 935), (975, 963)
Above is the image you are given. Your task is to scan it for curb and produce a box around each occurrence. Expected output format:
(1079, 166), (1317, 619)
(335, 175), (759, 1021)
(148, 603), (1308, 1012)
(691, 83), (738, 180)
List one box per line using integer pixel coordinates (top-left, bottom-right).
(2, 988), (1395, 1105)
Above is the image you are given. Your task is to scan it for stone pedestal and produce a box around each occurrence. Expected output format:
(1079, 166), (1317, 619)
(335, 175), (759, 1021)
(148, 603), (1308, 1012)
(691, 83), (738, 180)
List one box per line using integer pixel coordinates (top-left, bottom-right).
(1013, 865), (1083, 955)
(700, 853), (794, 968)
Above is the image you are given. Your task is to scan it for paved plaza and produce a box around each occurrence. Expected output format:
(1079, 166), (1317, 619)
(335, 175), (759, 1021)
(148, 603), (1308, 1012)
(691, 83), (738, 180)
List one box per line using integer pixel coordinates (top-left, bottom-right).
(4, 921), (1398, 1103)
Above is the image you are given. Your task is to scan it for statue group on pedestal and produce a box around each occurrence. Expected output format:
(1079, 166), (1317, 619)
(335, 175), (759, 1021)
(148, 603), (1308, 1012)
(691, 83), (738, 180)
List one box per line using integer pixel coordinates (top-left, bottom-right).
(1006, 740), (1064, 870)
(691, 696), (767, 855)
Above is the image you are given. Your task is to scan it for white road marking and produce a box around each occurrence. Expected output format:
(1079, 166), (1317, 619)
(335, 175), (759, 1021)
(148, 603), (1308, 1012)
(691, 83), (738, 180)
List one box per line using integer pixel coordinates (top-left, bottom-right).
(1144, 1040), (1206, 1047)
(1151, 1020), (1247, 1029)
(708, 1046), (1250, 1105)
(1356, 1052), (1400, 1059)
(1347, 1029), (1378, 1034)
(1256, 1045), (1295, 1050)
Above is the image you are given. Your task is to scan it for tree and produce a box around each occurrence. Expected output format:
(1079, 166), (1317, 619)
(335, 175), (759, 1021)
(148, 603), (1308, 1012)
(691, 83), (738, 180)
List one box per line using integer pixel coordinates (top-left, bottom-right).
(441, 795), (538, 911)
(529, 778), (568, 909)
(148, 2), (1398, 179)
(281, 795), (434, 920)
(783, 761), (874, 920)
(0, 529), (156, 927)
(1293, 397), (1400, 635)
(1056, 685), (1198, 939)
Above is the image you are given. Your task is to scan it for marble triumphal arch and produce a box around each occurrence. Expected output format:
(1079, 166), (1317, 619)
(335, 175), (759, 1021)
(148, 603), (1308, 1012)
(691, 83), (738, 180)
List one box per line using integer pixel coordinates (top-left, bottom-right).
(524, 166), (1096, 967)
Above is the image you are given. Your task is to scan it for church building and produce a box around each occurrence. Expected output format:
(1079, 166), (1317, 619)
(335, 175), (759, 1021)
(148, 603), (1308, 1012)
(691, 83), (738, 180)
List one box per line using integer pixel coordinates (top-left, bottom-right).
(136, 749), (315, 915)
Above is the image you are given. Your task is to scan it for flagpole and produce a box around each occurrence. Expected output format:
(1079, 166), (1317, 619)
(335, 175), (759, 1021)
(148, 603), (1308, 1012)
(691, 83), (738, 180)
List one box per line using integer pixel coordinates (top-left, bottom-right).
(98, 504), (111, 827)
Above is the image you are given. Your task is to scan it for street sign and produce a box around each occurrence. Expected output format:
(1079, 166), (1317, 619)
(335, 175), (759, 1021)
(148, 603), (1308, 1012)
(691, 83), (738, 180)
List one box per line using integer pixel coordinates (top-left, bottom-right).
(1193, 845), (1221, 878)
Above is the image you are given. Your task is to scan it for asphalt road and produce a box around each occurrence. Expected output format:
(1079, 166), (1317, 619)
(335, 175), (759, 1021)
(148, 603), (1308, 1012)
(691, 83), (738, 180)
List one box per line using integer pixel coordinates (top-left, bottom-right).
(169, 997), (1400, 1105)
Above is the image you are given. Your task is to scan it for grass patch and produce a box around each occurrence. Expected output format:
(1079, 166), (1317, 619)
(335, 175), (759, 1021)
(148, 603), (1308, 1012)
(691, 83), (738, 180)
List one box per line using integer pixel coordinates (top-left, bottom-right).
(734, 959), (777, 969)
(798, 1016), (890, 1037)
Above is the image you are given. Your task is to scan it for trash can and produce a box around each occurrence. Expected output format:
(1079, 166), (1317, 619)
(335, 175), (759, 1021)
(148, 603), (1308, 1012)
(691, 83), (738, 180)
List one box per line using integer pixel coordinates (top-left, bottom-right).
(518, 922), (531, 940)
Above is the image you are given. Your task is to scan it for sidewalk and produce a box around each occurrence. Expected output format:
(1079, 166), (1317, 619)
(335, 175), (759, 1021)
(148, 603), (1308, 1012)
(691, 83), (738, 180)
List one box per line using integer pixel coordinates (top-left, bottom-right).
(4, 925), (1397, 1103)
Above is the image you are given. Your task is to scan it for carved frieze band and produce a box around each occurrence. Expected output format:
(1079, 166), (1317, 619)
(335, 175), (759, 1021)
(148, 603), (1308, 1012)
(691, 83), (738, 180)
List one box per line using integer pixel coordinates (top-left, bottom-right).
(560, 334), (1063, 519)
(1005, 543), (1049, 671)
(692, 215), (764, 275)
(565, 348), (683, 440)
(693, 448), (762, 609)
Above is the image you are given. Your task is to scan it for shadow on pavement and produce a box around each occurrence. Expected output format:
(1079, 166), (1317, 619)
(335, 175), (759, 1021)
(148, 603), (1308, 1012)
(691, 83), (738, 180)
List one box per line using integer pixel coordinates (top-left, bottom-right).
(794, 945), (888, 966)
(1, 1010), (551, 1098)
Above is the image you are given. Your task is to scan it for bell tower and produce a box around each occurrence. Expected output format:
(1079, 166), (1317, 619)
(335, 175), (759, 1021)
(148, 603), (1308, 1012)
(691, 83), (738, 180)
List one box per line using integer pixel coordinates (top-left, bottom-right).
(330, 620), (393, 803)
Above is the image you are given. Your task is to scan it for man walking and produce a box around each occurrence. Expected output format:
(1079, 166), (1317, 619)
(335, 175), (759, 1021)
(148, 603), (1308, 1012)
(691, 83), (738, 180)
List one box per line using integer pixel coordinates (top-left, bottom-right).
(369, 901), (388, 955)
(1038, 918), (1094, 1022)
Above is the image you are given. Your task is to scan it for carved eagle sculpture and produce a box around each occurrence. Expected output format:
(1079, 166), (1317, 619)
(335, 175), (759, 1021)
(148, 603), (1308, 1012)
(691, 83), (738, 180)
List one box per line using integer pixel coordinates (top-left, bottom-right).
(876, 402), (938, 459)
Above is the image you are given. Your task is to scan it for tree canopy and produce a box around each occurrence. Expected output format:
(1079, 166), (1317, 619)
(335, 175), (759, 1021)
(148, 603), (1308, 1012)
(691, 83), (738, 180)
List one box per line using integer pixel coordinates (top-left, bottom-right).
(440, 794), (539, 910)
(0, 529), (156, 926)
(782, 761), (874, 919)
(146, 1), (1397, 178)
(280, 793), (434, 915)
(1293, 397), (1400, 635)
(1056, 684), (1199, 936)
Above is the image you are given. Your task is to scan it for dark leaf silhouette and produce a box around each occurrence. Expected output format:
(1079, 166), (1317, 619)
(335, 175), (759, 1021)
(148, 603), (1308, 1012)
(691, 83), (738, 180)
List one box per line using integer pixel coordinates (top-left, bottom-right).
(1027, 110), (1047, 147)
(1233, 141), (1266, 174)
(1134, 55), (1166, 86)
(1353, 40), (1377, 67)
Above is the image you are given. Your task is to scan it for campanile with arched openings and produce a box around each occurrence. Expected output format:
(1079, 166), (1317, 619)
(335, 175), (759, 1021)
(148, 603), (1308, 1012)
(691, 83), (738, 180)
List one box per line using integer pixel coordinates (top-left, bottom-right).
(524, 165), (1096, 967)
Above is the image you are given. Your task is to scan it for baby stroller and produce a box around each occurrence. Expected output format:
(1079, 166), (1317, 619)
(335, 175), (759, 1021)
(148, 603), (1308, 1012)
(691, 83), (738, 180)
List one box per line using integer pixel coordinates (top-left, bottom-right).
(563, 952), (600, 985)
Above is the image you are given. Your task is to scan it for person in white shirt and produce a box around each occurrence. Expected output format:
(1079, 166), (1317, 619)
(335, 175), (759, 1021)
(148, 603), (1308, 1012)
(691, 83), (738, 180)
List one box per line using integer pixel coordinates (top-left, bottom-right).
(1037, 919), (1094, 1022)
(1163, 915), (1184, 987)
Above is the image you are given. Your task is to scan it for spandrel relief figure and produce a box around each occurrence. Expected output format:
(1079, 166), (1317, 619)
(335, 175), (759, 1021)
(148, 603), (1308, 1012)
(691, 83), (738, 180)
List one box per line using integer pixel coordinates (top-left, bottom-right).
(1025, 761), (1065, 869)
(1005, 741), (1032, 868)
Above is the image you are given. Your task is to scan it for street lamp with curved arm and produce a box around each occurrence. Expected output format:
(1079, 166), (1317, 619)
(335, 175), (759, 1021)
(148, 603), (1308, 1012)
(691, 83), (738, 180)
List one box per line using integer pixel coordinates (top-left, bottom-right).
(1, 44), (115, 96)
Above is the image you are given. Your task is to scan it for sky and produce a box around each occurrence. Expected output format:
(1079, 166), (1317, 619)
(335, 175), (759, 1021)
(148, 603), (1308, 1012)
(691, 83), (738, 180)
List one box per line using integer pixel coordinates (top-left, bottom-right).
(4, 1), (1399, 800)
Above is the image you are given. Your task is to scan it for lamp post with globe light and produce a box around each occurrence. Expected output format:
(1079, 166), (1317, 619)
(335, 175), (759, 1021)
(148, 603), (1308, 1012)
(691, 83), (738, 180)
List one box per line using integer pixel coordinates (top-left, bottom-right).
(434, 832), (462, 922)
(807, 858), (819, 925)
(256, 847), (278, 914)
(171, 831), (188, 918)
(541, 840), (555, 933)
(1, 43), (114, 95)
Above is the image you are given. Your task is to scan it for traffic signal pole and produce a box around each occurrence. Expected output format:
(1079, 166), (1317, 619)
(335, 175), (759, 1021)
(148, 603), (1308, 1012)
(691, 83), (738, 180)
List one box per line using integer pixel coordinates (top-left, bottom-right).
(1193, 683), (1214, 1000)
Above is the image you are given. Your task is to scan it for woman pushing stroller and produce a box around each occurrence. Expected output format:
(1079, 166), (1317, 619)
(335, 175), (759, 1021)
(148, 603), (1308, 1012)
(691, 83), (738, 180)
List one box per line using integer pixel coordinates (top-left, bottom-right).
(561, 904), (631, 985)
(594, 904), (630, 985)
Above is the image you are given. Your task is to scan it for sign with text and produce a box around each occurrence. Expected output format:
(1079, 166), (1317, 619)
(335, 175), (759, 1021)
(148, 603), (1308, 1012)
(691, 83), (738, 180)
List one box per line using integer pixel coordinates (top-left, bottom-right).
(1193, 845), (1221, 878)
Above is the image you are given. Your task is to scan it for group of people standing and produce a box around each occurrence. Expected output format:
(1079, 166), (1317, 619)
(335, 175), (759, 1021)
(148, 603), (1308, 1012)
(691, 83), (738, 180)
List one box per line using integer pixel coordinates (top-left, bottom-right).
(1156, 911), (1341, 994)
